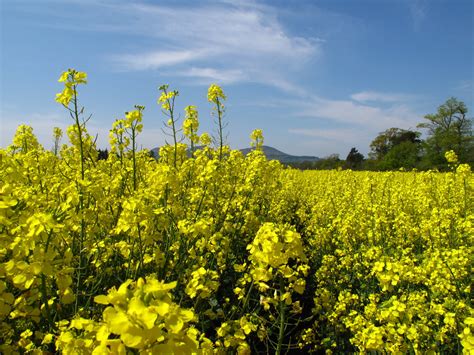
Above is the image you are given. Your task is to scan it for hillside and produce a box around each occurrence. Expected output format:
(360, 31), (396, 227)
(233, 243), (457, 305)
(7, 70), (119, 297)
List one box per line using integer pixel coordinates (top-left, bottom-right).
(150, 145), (320, 163)
(240, 145), (320, 163)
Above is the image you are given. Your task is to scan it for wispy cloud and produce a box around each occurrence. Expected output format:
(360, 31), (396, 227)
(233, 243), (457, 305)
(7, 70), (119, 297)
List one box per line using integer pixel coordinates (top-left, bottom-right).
(296, 96), (419, 130)
(112, 50), (209, 71)
(454, 80), (473, 92)
(286, 94), (422, 155)
(287, 127), (373, 157)
(288, 127), (365, 142)
(7, 1), (326, 95)
(351, 91), (413, 103)
(173, 67), (246, 85)
(70, 1), (320, 93)
(122, 2), (316, 60)
(408, 0), (428, 30)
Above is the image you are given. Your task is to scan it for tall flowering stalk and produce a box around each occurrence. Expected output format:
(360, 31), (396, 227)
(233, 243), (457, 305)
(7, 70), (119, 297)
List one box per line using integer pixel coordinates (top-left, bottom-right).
(55, 69), (88, 179)
(52, 127), (63, 156)
(55, 68), (89, 314)
(109, 119), (128, 165)
(124, 106), (144, 191)
(183, 105), (199, 156)
(250, 129), (264, 151)
(158, 85), (180, 167)
(207, 84), (226, 160)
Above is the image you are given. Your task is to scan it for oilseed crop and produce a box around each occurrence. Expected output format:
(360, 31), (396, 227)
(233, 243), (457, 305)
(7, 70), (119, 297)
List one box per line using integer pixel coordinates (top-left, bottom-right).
(0, 70), (472, 354)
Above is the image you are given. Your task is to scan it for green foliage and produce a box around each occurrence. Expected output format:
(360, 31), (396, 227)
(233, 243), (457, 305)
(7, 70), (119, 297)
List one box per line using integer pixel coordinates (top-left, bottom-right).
(315, 154), (343, 170)
(418, 97), (473, 168)
(345, 147), (364, 169)
(368, 128), (422, 170)
(379, 141), (421, 171)
(370, 128), (421, 160)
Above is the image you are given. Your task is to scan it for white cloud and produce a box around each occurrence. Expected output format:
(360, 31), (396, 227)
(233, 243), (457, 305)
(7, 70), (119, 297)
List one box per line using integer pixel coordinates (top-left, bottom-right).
(285, 131), (362, 157)
(408, 0), (428, 30)
(296, 95), (420, 131)
(351, 91), (413, 103)
(125, 3), (316, 59)
(288, 127), (372, 156)
(96, 2), (320, 92)
(8, 1), (323, 94)
(112, 50), (209, 70)
(288, 127), (367, 142)
(174, 67), (246, 85)
(454, 80), (473, 93)
(286, 95), (422, 155)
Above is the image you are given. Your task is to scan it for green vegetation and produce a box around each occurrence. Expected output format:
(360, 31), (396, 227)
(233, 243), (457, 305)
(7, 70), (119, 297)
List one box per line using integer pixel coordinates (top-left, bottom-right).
(290, 97), (473, 171)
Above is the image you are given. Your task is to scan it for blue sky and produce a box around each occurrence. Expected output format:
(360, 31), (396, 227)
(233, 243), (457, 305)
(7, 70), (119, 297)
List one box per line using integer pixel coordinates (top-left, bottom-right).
(1, 0), (472, 157)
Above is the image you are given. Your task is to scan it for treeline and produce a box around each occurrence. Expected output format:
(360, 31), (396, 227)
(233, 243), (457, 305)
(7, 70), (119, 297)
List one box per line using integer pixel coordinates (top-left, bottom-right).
(289, 97), (473, 171)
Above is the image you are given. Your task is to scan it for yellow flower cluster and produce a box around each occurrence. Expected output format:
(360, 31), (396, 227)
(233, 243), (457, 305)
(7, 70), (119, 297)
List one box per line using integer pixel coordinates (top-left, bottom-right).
(250, 129), (264, 149)
(207, 84), (226, 104)
(183, 105), (199, 145)
(215, 315), (258, 353)
(1, 70), (472, 354)
(125, 109), (143, 130)
(245, 223), (308, 299)
(157, 85), (178, 111)
(55, 69), (87, 106)
(296, 169), (472, 353)
(185, 267), (219, 299)
(445, 149), (458, 164)
(109, 107), (144, 157)
(56, 276), (212, 354)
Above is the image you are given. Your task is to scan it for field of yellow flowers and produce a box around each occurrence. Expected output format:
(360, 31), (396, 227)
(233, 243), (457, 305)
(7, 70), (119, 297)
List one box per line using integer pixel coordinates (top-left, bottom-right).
(0, 70), (473, 354)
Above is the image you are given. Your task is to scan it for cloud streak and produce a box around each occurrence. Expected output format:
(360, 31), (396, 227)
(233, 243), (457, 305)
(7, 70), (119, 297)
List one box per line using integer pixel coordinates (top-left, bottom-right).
(173, 67), (246, 85)
(294, 96), (419, 131)
(408, 0), (428, 30)
(99, 1), (320, 92)
(350, 91), (414, 103)
(286, 94), (422, 155)
(288, 127), (366, 142)
(112, 50), (209, 71)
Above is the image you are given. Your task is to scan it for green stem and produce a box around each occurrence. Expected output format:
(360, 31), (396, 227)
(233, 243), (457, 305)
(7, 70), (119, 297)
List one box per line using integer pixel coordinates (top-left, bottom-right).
(72, 85), (86, 315)
(190, 124), (195, 158)
(216, 98), (223, 160)
(132, 126), (137, 190)
(165, 90), (178, 168)
(276, 279), (286, 355)
(41, 231), (55, 331)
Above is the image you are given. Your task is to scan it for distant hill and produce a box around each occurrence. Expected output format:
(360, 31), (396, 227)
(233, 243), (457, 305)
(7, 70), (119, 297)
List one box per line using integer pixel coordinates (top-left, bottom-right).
(150, 145), (319, 163)
(240, 145), (320, 163)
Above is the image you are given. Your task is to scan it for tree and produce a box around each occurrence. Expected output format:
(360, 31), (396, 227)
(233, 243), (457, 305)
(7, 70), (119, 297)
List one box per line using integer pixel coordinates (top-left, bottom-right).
(380, 141), (420, 170)
(345, 147), (364, 169)
(97, 148), (109, 160)
(369, 128), (422, 170)
(418, 97), (473, 167)
(369, 127), (421, 161)
(319, 154), (343, 170)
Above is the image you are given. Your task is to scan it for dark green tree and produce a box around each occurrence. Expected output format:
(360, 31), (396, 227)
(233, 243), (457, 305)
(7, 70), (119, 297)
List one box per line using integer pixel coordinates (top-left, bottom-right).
(345, 147), (364, 169)
(369, 127), (421, 160)
(418, 97), (473, 168)
(380, 141), (421, 170)
(369, 128), (422, 170)
(97, 148), (109, 160)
